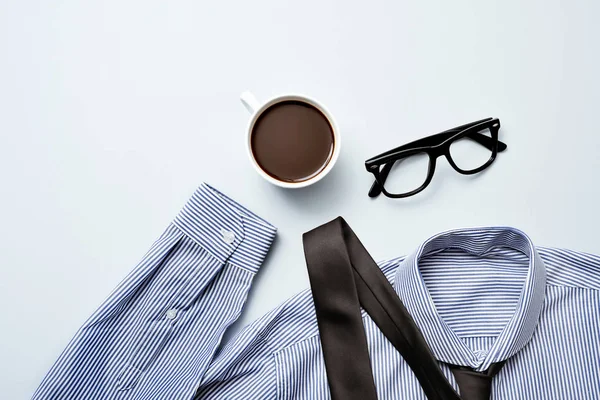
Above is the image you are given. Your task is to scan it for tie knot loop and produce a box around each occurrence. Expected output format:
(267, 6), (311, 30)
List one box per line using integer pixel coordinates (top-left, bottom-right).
(449, 361), (506, 400)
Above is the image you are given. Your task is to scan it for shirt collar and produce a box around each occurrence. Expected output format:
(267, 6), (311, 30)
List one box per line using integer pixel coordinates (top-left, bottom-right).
(394, 227), (546, 371)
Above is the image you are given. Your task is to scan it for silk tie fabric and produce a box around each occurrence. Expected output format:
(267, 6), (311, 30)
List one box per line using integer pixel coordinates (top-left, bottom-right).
(449, 361), (506, 400)
(303, 217), (505, 399)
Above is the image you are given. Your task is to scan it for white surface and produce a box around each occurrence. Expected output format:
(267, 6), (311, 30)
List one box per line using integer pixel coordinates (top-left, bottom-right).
(1, 1), (599, 398)
(240, 90), (341, 188)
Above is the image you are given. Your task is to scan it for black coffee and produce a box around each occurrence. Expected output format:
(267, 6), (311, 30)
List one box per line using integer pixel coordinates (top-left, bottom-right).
(251, 100), (334, 183)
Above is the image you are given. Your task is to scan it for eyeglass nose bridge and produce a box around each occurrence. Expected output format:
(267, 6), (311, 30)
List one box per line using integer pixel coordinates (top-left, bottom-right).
(429, 143), (447, 159)
(429, 144), (464, 175)
(428, 143), (464, 174)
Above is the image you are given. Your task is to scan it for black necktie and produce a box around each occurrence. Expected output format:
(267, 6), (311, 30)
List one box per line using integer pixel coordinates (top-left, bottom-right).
(449, 361), (506, 400)
(303, 217), (504, 400)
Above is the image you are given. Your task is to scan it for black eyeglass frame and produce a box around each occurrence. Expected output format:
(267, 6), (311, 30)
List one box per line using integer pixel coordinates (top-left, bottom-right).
(365, 118), (506, 199)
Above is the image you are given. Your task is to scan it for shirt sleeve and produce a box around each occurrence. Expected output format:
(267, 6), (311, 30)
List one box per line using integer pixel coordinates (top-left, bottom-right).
(31, 184), (277, 400)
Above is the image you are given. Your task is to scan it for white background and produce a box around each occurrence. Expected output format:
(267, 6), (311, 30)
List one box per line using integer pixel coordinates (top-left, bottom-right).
(1, 1), (599, 398)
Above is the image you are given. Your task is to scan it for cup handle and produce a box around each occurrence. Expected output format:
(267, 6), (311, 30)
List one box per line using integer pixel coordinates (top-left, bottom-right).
(240, 91), (261, 114)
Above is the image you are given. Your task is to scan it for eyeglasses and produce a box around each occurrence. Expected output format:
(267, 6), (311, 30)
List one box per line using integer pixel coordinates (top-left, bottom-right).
(365, 118), (507, 199)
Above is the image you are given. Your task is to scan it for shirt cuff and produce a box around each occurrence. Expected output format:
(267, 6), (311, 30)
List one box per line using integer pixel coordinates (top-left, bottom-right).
(173, 183), (277, 273)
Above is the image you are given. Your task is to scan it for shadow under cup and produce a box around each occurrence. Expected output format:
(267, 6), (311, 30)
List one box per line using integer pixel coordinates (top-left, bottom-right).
(250, 100), (335, 183)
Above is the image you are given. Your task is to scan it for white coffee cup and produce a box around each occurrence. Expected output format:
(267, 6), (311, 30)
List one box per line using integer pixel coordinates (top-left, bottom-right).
(240, 91), (340, 189)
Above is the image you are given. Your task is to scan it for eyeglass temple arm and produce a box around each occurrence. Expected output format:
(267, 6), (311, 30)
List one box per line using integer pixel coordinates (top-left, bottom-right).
(368, 131), (507, 198)
(365, 119), (488, 162)
(366, 117), (502, 162)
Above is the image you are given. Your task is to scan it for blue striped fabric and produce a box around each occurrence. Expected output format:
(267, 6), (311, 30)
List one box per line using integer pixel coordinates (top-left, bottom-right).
(31, 183), (277, 400)
(195, 227), (599, 399)
(32, 188), (600, 399)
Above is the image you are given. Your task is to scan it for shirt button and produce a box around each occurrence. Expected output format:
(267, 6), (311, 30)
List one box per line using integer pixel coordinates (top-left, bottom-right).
(220, 228), (236, 244)
(166, 309), (178, 320)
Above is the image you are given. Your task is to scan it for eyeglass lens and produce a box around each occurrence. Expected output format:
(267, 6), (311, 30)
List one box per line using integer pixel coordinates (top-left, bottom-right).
(381, 152), (429, 195)
(448, 127), (494, 172)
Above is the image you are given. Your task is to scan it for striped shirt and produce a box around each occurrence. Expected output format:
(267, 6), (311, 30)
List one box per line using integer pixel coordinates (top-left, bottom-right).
(32, 184), (600, 399)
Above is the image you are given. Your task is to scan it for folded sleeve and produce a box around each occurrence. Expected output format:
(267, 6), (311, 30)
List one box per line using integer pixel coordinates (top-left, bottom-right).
(31, 184), (277, 400)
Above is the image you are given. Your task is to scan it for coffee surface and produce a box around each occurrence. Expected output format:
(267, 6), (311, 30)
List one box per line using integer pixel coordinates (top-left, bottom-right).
(251, 101), (334, 182)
